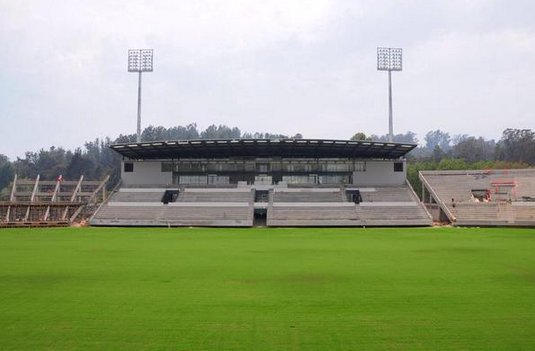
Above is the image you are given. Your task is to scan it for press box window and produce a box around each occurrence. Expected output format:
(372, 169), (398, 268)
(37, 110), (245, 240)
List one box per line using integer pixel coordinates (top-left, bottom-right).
(124, 162), (134, 173)
(393, 162), (403, 172)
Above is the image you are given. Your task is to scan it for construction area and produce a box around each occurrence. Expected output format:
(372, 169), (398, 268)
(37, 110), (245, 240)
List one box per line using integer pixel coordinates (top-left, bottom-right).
(0, 175), (109, 227)
(420, 169), (535, 226)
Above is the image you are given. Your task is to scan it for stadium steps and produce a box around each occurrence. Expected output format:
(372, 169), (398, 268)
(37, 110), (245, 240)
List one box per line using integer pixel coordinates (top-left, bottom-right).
(272, 188), (344, 202)
(267, 185), (431, 227)
(177, 189), (252, 202)
(91, 203), (252, 227)
(92, 185), (432, 227)
(91, 187), (253, 227)
(420, 170), (535, 226)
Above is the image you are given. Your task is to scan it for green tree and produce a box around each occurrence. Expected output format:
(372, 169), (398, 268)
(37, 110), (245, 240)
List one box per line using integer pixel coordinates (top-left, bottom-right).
(452, 136), (495, 162)
(0, 154), (14, 195)
(496, 128), (535, 164)
(350, 132), (369, 141)
(425, 130), (451, 152)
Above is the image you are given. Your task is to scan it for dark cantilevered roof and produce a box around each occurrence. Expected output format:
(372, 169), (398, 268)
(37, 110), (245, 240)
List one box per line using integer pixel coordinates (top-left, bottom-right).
(110, 138), (416, 160)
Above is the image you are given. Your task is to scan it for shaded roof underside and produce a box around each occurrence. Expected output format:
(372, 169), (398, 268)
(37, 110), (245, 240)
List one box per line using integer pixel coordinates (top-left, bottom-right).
(110, 139), (416, 160)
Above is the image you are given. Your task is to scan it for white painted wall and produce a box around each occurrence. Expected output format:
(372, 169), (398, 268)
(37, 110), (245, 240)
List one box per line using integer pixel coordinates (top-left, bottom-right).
(352, 160), (406, 186)
(121, 161), (172, 186)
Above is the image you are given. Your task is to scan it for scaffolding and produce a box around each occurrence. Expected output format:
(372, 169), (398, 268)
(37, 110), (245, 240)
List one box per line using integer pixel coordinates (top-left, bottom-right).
(0, 175), (109, 227)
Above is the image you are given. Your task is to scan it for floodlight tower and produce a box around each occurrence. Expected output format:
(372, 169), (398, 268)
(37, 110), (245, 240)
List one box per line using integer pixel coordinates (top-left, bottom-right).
(377, 47), (402, 142)
(128, 49), (153, 143)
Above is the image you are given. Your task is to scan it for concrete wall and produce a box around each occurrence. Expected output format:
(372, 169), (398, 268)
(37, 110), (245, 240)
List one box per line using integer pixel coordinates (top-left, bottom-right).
(121, 161), (172, 186)
(352, 160), (406, 186)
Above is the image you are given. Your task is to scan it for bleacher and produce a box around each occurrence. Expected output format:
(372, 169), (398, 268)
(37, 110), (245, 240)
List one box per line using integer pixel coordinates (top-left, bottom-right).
(268, 203), (359, 226)
(178, 189), (252, 202)
(267, 185), (431, 227)
(272, 188), (343, 202)
(93, 203), (251, 226)
(359, 187), (414, 202)
(91, 183), (431, 227)
(355, 204), (431, 226)
(90, 187), (253, 227)
(112, 189), (165, 202)
(420, 169), (535, 226)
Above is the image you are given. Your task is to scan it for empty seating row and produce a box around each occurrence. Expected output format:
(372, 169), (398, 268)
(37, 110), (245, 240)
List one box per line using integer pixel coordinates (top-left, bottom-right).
(111, 191), (164, 202)
(93, 185), (432, 227)
(355, 205), (430, 224)
(358, 187), (415, 202)
(92, 204), (252, 226)
(268, 202), (431, 227)
(178, 190), (251, 202)
(273, 189), (343, 202)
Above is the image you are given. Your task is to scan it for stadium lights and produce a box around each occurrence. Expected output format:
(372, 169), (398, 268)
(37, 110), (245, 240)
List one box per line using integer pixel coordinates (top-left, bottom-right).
(128, 49), (154, 143)
(377, 47), (402, 142)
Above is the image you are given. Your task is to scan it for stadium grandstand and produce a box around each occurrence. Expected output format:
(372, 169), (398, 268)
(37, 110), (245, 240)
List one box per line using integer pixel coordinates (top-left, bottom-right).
(0, 175), (109, 227)
(90, 138), (432, 227)
(420, 169), (535, 226)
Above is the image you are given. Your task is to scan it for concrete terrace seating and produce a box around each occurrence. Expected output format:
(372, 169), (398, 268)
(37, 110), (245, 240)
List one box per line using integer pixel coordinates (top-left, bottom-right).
(512, 203), (535, 224)
(267, 202), (431, 227)
(355, 204), (432, 226)
(358, 186), (415, 202)
(273, 188), (343, 202)
(178, 189), (252, 202)
(93, 185), (432, 227)
(111, 189), (166, 202)
(421, 172), (490, 203)
(267, 184), (432, 226)
(267, 203), (359, 226)
(91, 203), (252, 227)
(421, 169), (535, 226)
(448, 203), (510, 226)
(91, 187), (253, 227)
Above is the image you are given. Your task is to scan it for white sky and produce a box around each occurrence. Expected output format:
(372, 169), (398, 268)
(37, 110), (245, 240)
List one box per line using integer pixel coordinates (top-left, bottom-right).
(1, 0), (534, 159)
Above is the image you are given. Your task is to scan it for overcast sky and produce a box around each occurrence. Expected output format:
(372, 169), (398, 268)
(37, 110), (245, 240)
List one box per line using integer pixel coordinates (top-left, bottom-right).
(1, 0), (534, 159)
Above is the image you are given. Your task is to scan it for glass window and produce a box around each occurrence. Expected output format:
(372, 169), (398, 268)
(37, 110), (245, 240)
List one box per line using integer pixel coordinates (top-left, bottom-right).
(124, 163), (134, 173)
(394, 162), (404, 172)
(354, 161), (366, 172)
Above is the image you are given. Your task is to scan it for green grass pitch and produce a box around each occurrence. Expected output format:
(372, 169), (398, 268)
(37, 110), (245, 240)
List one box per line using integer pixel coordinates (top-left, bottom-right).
(1, 227), (535, 350)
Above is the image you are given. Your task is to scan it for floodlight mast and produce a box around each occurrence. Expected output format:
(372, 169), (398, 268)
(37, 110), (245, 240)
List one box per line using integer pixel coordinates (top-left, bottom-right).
(128, 49), (153, 143)
(377, 47), (402, 142)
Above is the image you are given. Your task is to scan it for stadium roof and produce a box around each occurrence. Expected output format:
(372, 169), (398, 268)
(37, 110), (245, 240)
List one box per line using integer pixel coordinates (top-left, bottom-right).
(110, 138), (416, 160)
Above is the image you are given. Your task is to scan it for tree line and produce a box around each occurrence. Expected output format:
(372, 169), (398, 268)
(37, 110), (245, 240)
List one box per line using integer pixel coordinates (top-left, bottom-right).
(1, 126), (534, 198)
(351, 129), (533, 196)
(0, 124), (302, 197)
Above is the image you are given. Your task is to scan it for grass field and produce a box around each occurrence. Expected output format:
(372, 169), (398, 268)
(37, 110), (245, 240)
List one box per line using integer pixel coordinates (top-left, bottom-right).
(1, 227), (535, 350)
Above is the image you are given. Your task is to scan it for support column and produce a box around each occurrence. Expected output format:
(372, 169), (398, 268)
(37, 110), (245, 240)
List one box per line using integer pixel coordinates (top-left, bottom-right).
(388, 70), (393, 142)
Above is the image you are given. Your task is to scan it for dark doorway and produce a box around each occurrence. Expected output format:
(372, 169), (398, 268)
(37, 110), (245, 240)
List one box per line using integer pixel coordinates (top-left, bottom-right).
(345, 189), (362, 204)
(254, 208), (267, 227)
(162, 190), (179, 204)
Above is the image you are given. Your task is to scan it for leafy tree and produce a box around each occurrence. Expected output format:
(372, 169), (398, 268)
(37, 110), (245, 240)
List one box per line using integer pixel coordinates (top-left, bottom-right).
(350, 132), (369, 141)
(0, 154), (14, 195)
(167, 123), (200, 140)
(425, 130), (451, 152)
(200, 125), (241, 139)
(496, 128), (535, 164)
(367, 131), (418, 144)
(452, 136), (495, 162)
(65, 150), (96, 180)
(432, 145), (445, 162)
